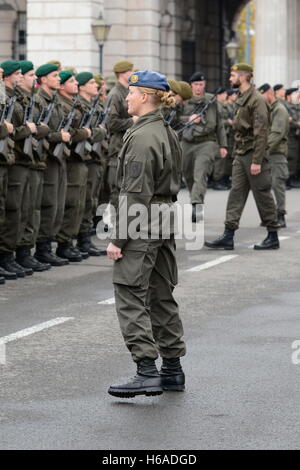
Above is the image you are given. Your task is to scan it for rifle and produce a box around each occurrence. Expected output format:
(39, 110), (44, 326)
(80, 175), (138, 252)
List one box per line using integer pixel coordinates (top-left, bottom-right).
(0, 83), (17, 159)
(91, 95), (112, 158)
(53, 96), (78, 163)
(74, 91), (101, 160)
(176, 95), (217, 137)
(34, 90), (58, 159)
(23, 81), (36, 161)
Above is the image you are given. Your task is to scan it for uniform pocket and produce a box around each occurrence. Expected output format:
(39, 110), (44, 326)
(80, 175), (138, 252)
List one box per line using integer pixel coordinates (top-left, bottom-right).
(113, 249), (147, 286)
(122, 156), (145, 193)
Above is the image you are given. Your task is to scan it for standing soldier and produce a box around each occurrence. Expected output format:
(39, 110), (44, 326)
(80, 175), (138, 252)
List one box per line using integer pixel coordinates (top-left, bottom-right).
(106, 70), (186, 398)
(205, 63), (279, 251)
(284, 88), (300, 188)
(181, 71), (227, 222)
(0, 66), (17, 283)
(258, 84), (290, 228)
(15, 60), (51, 272)
(0, 60), (37, 278)
(106, 60), (134, 210)
(76, 72), (107, 257)
(222, 89), (239, 189)
(212, 87), (230, 190)
(274, 84), (286, 102)
(55, 70), (92, 262)
(34, 63), (71, 267)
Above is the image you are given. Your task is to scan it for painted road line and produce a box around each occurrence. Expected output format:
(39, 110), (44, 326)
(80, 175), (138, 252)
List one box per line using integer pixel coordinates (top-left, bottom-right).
(98, 297), (115, 305)
(187, 255), (238, 273)
(0, 317), (74, 365)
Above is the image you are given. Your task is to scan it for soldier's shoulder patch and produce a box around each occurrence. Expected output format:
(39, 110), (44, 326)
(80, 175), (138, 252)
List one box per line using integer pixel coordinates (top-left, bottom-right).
(129, 160), (143, 178)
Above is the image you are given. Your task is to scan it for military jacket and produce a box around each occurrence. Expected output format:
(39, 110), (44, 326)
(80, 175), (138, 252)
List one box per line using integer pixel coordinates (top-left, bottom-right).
(111, 109), (182, 249)
(181, 93), (227, 147)
(106, 82), (133, 163)
(16, 87), (50, 170)
(283, 101), (300, 138)
(233, 86), (270, 164)
(77, 95), (107, 162)
(268, 100), (289, 156)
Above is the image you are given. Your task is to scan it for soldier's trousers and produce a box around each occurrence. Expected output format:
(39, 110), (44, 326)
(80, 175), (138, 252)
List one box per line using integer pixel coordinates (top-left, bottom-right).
(79, 161), (102, 235)
(0, 165), (8, 227)
(56, 162), (88, 243)
(113, 237), (186, 363)
(270, 153), (289, 215)
(0, 164), (30, 254)
(37, 158), (67, 243)
(213, 148), (226, 182)
(225, 153), (278, 232)
(182, 140), (218, 204)
(18, 169), (44, 249)
(287, 136), (300, 176)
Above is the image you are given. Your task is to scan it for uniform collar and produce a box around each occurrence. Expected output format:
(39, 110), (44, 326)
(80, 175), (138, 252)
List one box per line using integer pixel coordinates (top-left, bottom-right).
(38, 87), (54, 102)
(123, 108), (163, 141)
(236, 85), (255, 106)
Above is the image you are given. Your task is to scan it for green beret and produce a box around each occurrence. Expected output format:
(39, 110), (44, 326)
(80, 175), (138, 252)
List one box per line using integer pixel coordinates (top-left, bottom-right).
(19, 60), (34, 75)
(178, 81), (193, 100)
(231, 63), (253, 73)
(59, 70), (73, 85)
(113, 60), (134, 74)
(36, 63), (59, 77)
(76, 72), (94, 87)
(0, 60), (21, 77)
(168, 79), (182, 96)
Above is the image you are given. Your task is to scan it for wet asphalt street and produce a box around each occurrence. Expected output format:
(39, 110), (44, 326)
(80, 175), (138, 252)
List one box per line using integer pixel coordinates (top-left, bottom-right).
(1, 188), (300, 450)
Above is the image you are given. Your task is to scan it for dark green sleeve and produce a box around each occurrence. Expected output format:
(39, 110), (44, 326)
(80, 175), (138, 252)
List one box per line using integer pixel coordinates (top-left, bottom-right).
(252, 98), (269, 164)
(106, 93), (133, 134)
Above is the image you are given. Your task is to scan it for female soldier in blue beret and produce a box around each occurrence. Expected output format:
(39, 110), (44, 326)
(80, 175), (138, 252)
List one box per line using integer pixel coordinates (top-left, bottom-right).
(106, 70), (186, 398)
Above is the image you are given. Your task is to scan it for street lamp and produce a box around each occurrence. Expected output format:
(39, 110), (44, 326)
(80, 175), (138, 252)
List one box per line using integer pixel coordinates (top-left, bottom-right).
(225, 39), (239, 63)
(91, 14), (111, 74)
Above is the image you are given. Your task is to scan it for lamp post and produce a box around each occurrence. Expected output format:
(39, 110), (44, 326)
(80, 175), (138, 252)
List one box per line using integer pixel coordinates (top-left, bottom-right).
(225, 39), (239, 64)
(91, 14), (111, 74)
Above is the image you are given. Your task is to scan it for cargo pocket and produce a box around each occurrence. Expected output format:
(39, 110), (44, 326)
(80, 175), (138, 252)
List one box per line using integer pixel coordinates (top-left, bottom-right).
(122, 156), (145, 193)
(6, 182), (22, 211)
(113, 249), (147, 286)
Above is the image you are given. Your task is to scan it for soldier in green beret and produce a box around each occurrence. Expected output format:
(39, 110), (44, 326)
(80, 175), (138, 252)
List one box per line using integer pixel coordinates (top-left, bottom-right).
(0, 60), (38, 278)
(15, 60), (52, 272)
(55, 70), (94, 262)
(75, 72), (108, 256)
(0, 64), (16, 283)
(205, 63), (280, 250)
(34, 63), (72, 267)
(106, 60), (134, 210)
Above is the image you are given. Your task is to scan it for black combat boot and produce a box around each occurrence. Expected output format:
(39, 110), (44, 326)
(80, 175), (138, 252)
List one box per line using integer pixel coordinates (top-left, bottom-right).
(277, 213), (286, 228)
(16, 247), (51, 272)
(192, 203), (204, 223)
(0, 276), (4, 285)
(108, 358), (163, 398)
(254, 231), (280, 250)
(0, 265), (17, 280)
(35, 241), (69, 267)
(0, 253), (25, 278)
(56, 242), (83, 262)
(160, 358), (185, 392)
(77, 233), (106, 257)
(205, 228), (235, 250)
(71, 244), (89, 260)
(212, 178), (229, 191)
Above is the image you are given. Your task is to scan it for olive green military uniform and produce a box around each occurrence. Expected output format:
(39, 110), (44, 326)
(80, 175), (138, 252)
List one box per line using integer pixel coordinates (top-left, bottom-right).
(35, 88), (68, 243)
(55, 94), (90, 244)
(225, 85), (278, 231)
(16, 88), (50, 251)
(111, 109), (186, 363)
(77, 95), (107, 237)
(106, 82), (133, 209)
(268, 100), (289, 216)
(284, 101), (300, 177)
(223, 101), (236, 177)
(0, 121), (14, 227)
(213, 101), (230, 183)
(162, 102), (183, 131)
(181, 94), (227, 204)
(0, 86), (34, 255)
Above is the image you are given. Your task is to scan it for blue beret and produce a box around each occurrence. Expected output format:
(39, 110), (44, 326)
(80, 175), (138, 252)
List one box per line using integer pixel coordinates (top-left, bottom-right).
(128, 70), (170, 92)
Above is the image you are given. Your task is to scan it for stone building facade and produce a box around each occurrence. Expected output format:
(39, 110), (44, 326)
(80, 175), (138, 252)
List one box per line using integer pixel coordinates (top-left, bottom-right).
(1, 0), (300, 89)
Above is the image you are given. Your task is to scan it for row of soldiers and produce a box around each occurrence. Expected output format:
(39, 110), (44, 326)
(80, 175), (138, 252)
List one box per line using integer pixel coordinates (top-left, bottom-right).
(0, 57), (298, 284)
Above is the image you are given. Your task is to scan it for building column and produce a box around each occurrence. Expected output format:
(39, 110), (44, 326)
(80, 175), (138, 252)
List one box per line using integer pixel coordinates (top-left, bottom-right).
(27, 0), (104, 72)
(255, 0), (300, 87)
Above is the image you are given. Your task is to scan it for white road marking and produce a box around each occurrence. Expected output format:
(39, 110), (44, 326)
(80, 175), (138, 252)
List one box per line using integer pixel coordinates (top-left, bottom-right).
(187, 255), (238, 272)
(98, 297), (115, 305)
(0, 317), (74, 365)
